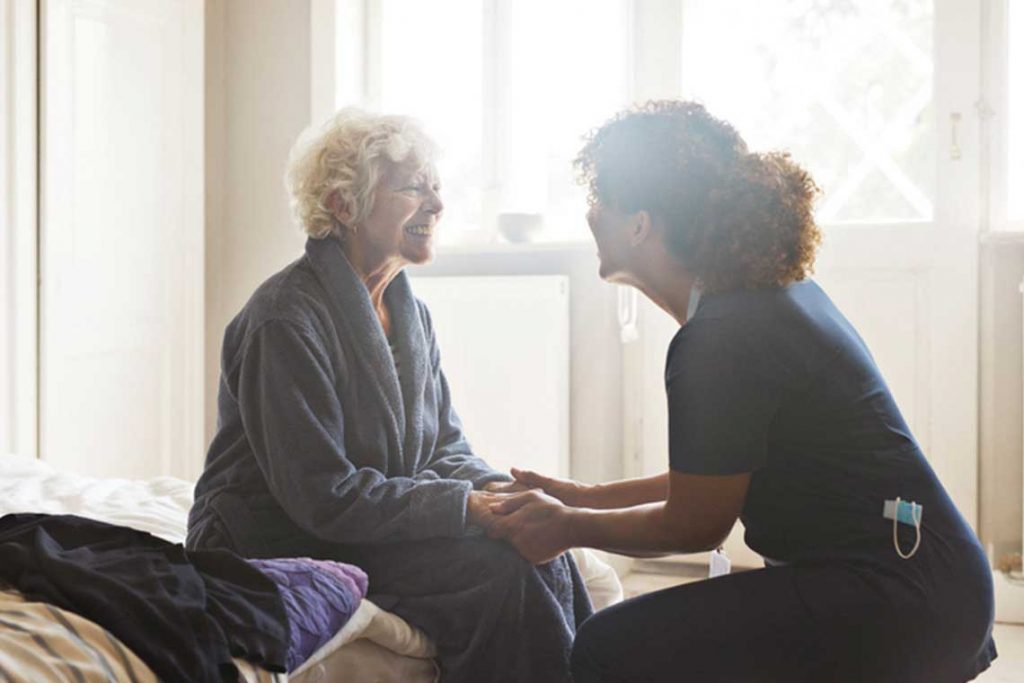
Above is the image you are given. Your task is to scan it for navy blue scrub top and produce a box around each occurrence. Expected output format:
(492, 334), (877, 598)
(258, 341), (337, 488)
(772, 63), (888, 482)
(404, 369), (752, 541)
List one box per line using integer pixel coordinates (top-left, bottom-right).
(666, 280), (979, 563)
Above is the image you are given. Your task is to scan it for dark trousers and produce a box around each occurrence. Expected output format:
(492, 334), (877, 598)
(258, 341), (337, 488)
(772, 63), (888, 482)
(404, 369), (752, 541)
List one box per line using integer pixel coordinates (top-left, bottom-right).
(571, 560), (995, 683)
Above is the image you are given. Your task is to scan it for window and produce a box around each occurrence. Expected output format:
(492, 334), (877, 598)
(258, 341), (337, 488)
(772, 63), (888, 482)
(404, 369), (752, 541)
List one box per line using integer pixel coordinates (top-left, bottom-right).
(340, 0), (631, 245)
(374, 0), (485, 243)
(330, 0), (1007, 241)
(679, 0), (935, 225)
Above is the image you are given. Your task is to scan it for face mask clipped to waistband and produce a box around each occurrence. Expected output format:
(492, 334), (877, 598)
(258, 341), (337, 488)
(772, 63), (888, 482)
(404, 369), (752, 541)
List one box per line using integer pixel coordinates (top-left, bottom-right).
(883, 497), (923, 560)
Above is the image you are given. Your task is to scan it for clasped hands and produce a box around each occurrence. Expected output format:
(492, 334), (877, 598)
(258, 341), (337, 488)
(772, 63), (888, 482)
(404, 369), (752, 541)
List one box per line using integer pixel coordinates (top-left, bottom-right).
(466, 468), (590, 565)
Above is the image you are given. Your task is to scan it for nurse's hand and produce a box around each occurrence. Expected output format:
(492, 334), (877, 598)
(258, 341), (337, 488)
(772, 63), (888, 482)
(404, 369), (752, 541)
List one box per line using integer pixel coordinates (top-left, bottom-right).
(509, 467), (593, 507)
(482, 479), (532, 494)
(487, 489), (575, 565)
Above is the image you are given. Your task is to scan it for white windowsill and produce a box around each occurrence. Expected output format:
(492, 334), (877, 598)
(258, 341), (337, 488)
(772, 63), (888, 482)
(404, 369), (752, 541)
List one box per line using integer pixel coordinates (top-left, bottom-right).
(980, 231), (1024, 245)
(433, 240), (595, 257)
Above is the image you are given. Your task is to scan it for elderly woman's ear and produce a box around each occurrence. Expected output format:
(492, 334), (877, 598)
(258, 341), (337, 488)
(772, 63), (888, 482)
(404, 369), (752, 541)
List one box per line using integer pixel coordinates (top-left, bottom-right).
(326, 191), (354, 232)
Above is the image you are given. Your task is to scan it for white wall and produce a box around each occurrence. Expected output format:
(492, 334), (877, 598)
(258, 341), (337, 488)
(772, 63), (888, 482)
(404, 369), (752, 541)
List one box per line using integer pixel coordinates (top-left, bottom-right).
(410, 248), (625, 486)
(203, 0), (311, 469)
(979, 240), (1024, 561)
(1, 0), (37, 458)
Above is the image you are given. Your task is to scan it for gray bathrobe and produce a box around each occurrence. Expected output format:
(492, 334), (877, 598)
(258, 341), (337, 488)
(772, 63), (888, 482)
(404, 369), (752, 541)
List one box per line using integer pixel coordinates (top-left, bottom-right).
(187, 236), (591, 681)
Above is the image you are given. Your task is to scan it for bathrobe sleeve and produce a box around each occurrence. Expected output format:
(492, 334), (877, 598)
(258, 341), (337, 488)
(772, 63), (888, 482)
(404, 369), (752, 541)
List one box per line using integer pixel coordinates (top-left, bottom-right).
(237, 318), (473, 544)
(418, 303), (513, 488)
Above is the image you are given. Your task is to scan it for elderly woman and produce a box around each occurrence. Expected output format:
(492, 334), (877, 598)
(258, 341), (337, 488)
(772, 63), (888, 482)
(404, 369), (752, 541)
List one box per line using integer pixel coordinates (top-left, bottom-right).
(488, 101), (996, 682)
(186, 109), (591, 682)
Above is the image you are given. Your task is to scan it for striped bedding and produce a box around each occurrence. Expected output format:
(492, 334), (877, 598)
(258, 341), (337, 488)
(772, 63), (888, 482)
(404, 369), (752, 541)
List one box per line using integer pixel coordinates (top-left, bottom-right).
(0, 588), (283, 683)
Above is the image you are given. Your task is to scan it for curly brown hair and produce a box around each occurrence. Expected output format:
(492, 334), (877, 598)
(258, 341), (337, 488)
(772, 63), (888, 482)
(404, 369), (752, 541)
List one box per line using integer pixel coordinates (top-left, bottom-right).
(574, 100), (822, 293)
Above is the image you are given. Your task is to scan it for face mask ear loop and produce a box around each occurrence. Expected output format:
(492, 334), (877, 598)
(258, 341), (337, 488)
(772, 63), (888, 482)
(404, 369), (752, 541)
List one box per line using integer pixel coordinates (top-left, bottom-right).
(892, 496), (922, 560)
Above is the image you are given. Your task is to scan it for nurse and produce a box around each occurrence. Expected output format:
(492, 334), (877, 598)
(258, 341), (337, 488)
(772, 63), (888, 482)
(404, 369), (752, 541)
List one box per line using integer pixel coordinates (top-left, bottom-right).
(485, 100), (997, 682)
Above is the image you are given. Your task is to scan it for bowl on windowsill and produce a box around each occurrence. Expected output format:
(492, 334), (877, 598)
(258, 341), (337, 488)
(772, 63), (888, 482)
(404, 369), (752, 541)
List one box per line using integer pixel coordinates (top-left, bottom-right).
(497, 212), (544, 244)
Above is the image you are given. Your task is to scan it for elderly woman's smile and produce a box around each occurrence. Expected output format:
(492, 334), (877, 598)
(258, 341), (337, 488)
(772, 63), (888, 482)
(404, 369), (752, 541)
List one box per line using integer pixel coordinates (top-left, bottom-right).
(345, 164), (445, 269)
(405, 223), (434, 236)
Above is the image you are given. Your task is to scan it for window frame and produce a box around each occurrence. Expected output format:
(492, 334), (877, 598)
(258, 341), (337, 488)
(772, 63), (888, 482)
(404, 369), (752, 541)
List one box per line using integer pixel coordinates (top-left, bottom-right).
(982, 0), (1024, 233)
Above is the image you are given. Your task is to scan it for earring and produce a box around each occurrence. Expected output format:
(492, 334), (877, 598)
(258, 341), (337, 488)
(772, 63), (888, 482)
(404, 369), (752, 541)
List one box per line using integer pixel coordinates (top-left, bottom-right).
(332, 216), (354, 239)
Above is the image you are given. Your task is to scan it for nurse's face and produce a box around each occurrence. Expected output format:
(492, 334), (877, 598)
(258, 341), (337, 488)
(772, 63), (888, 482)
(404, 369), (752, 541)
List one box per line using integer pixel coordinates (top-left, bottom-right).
(586, 200), (639, 283)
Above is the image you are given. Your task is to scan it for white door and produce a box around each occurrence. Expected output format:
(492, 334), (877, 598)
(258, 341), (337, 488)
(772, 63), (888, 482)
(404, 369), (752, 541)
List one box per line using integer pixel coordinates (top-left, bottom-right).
(40, 0), (203, 479)
(626, 0), (982, 566)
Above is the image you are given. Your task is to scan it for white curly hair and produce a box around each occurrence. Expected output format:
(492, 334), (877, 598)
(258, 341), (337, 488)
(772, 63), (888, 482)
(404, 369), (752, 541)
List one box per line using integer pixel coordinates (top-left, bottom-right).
(285, 108), (440, 239)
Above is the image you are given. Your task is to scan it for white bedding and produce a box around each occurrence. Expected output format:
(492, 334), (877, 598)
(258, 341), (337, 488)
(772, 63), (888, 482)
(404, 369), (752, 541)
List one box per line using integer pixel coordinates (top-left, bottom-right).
(0, 454), (623, 682)
(0, 455), (194, 544)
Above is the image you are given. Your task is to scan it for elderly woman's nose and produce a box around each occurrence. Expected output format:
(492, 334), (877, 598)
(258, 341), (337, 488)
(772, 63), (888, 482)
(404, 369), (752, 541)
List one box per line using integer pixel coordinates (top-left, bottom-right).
(425, 187), (444, 214)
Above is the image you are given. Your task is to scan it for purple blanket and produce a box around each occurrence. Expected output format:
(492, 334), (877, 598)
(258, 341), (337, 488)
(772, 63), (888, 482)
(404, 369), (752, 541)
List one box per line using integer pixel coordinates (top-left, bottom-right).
(247, 557), (368, 671)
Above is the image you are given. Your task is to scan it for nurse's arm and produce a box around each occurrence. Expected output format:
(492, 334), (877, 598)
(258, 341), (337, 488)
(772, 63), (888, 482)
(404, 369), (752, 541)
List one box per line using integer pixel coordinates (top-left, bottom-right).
(500, 469), (669, 509)
(569, 470), (750, 556)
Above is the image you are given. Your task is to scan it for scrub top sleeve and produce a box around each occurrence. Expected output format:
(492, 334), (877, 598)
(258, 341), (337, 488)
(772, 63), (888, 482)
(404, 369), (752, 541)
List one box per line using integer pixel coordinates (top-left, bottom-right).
(666, 320), (784, 475)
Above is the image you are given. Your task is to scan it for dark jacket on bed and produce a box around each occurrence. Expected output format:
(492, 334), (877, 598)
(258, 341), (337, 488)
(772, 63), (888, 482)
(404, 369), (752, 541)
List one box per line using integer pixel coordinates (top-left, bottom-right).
(0, 513), (289, 682)
(187, 236), (510, 555)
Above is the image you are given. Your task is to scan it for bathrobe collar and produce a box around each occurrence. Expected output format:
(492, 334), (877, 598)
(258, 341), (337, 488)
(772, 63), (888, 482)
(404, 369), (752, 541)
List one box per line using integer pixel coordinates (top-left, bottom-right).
(304, 237), (430, 468)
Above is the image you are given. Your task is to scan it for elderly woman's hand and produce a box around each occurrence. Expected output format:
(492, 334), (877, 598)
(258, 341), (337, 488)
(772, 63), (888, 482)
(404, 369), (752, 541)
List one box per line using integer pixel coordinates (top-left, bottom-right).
(486, 489), (576, 565)
(466, 490), (514, 530)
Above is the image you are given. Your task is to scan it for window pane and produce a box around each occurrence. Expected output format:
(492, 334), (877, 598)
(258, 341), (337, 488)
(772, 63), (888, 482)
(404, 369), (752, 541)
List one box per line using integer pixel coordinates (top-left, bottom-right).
(680, 0), (935, 225)
(375, 0), (630, 244)
(378, 0), (484, 242)
(1009, 0), (1024, 221)
(500, 0), (631, 242)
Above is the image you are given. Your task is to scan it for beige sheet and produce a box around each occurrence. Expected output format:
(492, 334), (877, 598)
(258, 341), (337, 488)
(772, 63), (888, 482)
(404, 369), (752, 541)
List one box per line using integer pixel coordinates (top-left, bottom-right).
(291, 598), (438, 682)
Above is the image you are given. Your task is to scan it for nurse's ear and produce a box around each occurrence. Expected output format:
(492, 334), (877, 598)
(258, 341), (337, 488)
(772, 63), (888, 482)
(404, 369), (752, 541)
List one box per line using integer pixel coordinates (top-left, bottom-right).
(628, 210), (653, 247)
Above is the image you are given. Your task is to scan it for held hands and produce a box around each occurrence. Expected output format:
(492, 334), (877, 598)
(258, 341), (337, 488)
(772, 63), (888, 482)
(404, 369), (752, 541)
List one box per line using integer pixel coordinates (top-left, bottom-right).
(475, 468), (589, 564)
(485, 489), (576, 565)
(484, 467), (593, 507)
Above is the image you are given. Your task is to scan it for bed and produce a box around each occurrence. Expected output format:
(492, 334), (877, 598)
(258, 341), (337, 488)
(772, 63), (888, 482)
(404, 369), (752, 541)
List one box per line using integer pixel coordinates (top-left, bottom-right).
(0, 455), (623, 681)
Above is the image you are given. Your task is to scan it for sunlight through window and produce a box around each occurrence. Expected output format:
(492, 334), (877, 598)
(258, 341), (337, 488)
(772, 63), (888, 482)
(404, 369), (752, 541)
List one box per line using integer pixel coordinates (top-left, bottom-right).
(680, 0), (935, 225)
(364, 0), (630, 245)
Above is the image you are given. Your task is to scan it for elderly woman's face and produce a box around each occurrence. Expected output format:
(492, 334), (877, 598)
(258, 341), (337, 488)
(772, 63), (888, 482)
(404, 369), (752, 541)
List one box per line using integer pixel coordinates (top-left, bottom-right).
(356, 163), (444, 266)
